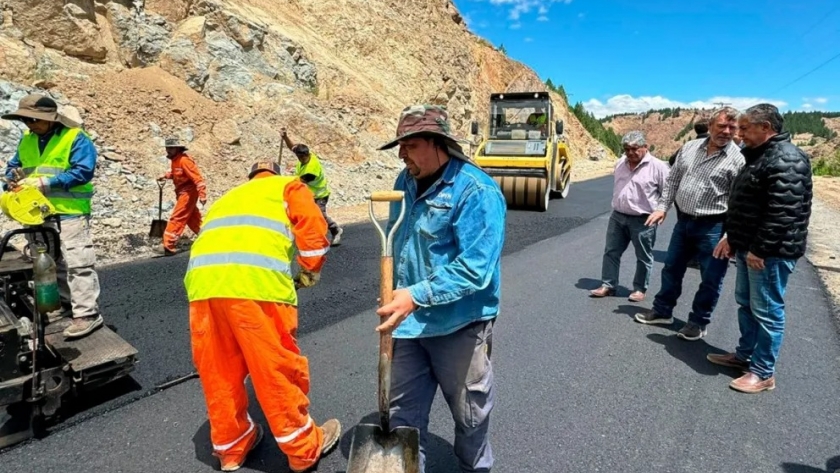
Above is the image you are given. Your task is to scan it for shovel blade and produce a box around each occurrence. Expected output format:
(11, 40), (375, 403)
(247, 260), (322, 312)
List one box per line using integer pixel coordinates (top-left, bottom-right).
(149, 220), (167, 238)
(346, 423), (421, 473)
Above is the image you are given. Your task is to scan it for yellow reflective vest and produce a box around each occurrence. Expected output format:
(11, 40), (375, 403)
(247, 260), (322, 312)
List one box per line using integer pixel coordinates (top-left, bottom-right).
(17, 127), (94, 215)
(295, 152), (330, 199)
(184, 176), (298, 305)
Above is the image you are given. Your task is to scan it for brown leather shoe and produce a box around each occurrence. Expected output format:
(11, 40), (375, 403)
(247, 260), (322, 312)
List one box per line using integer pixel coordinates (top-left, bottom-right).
(628, 291), (645, 302)
(589, 285), (615, 298)
(707, 352), (749, 372)
(291, 419), (341, 473)
(729, 372), (775, 394)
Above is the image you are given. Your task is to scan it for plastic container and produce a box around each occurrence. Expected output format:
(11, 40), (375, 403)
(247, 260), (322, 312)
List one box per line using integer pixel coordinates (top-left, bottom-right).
(33, 244), (61, 314)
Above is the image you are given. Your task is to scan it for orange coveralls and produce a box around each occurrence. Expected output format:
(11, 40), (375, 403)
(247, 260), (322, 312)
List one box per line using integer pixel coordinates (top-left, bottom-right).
(188, 175), (330, 472)
(163, 152), (207, 251)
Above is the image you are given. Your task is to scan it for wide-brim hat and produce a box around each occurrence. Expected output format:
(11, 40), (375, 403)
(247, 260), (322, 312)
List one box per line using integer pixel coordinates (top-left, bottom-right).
(1, 94), (80, 128)
(164, 137), (188, 150)
(378, 104), (471, 161)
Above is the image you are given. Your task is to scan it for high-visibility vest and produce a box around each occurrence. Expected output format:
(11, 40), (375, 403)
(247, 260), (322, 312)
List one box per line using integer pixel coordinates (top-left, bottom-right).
(295, 152), (330, 199)
(184, 176), (298, 305)
(17, 127), (94, 215)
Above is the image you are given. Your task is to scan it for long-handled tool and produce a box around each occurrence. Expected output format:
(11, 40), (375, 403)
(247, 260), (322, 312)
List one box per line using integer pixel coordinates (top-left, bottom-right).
(149, 180), (167, 238)
(346, 190), (420, 473)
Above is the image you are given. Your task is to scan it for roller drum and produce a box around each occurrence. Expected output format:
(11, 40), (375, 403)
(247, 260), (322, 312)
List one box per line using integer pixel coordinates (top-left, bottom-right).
(492, 175), (549, 211)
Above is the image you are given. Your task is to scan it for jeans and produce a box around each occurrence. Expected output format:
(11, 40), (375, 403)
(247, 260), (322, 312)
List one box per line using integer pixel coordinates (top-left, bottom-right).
(389, 320), (494, 472)
(652, 213), (729, 326)
(600, 211), (657, 293)
(733, 250), (797, 379)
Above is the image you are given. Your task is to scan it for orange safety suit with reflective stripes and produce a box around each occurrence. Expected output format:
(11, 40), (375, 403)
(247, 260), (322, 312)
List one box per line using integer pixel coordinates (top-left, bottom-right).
(184, 172), (330, 472)
(163, 151), (207, 251)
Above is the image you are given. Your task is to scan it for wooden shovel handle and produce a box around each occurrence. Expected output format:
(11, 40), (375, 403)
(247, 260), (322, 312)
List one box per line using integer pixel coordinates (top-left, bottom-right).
(370, 191), (405, 202)
(378, 255), (394, 431)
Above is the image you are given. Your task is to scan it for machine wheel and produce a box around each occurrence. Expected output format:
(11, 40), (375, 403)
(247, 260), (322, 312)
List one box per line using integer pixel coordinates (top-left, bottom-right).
(557, 169), (572, 199)
(493, 175), (550, 212)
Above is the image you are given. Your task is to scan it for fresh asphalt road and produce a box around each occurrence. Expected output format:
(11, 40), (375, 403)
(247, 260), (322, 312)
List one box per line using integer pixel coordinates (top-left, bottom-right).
(2, 175), (839, 473)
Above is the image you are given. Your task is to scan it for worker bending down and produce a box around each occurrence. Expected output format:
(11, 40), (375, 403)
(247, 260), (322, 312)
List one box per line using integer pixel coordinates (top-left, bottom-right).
(156, 137), (207, 256)
(183, 161), (341, 472)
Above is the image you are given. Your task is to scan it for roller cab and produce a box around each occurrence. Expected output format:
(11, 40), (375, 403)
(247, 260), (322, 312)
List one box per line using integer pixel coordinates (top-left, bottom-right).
(470, 91), (573, 211)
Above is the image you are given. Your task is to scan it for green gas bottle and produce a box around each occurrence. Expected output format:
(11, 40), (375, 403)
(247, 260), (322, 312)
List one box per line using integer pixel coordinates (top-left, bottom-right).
(33, 244), (61, 314)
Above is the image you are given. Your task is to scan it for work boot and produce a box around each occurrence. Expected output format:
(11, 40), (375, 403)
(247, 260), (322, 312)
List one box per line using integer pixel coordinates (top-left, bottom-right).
(153, 245), (177, 257)
(331, 227), (344, 247)
(291, 419), (342, 473)
(707, 352), (750, 372)
(589, 285), (615, 298)
(218, 424), (264, 472)
(63, 314), (104, 339)
(730, 372), (775, 394)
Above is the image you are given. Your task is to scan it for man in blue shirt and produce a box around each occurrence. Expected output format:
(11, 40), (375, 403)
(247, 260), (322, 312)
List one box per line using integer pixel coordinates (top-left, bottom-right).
(2, 94), (104, 339)
(375, 104), (506, 472)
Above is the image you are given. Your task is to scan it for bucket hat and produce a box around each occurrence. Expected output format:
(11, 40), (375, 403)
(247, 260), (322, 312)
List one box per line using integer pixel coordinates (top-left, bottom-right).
(378, 104), (470, 161)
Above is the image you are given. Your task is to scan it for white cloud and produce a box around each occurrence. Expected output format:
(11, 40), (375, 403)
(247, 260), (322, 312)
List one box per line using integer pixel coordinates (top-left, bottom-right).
(537, 15), (549, 21)
(803, 103), (814, 109)
(485, 0), (573, 20)
(582, 94), (789, 119)
(510, 22), (522, 29)
(524, 37), (534, 42)
(815, 97), (828, 104)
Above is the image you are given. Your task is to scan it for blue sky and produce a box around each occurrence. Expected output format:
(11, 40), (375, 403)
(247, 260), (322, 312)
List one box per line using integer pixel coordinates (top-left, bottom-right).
(452, 0), (840, 118)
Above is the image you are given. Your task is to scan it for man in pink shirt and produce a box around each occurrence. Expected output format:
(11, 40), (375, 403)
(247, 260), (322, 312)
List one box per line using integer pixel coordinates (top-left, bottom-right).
(590, 131), (670, 302)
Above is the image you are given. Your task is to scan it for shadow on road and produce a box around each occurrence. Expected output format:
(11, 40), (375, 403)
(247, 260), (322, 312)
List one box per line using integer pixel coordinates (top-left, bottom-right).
(645, 333), (738, 377)
(613, 304), (646, 320)
(336, 412), (460, 473)
(781, 456), (840, 473)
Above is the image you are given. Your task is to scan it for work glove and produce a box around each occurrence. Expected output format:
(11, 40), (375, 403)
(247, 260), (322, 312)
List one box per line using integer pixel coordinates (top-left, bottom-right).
(294, 270), (320, 289)
(20, 177), (49, 194)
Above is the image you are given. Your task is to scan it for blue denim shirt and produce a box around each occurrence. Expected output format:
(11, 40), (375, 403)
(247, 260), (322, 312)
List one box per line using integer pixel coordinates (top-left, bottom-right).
(386, 158), (507, 339)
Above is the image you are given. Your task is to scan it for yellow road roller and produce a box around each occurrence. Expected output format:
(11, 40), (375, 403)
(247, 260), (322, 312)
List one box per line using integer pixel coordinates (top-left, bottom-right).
(470, 91), (573, 212)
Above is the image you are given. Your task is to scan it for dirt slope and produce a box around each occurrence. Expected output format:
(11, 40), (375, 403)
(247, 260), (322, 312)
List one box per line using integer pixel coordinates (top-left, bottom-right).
(0, 0), (610, 264)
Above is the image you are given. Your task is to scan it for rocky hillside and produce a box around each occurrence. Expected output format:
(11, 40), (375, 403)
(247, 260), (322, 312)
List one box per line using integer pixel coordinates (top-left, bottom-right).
(603, 109), (840, 164)
(0, 0), (608, 264)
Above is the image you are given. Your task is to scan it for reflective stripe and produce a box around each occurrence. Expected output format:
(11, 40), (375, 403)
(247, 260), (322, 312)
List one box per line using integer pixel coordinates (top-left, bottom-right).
(23, 166), (66, 176)
(299, 247), (329, 257)
(50, 191), (94, 199)
(213, 415), (256, 452)
(274, 416), (313, 444)
(188, 252), (292, 276)
(201, 215), (293, 241)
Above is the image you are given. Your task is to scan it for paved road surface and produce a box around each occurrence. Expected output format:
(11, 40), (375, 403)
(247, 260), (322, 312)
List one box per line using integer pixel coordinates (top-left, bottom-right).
(2, 176), (839, 473)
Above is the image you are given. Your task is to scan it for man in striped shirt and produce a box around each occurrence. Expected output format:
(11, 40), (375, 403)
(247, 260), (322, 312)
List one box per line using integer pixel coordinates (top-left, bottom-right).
(635, 106), (745, 341)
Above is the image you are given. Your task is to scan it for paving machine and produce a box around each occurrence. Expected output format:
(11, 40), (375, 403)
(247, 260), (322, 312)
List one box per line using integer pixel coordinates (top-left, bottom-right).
(0, 183), (138, 449)
(470, 91), (573, 211)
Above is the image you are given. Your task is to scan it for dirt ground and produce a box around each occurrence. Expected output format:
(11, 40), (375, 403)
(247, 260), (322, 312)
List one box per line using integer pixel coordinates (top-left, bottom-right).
(808, 177), (840, 319)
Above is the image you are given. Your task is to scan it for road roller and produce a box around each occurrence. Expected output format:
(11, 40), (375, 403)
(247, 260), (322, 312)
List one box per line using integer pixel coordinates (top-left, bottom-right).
(470, 91), (573, 212)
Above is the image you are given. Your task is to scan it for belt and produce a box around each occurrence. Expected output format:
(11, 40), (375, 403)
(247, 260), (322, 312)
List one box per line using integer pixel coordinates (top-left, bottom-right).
(614, 210), (650, 219)
(676, 209), (725, 222)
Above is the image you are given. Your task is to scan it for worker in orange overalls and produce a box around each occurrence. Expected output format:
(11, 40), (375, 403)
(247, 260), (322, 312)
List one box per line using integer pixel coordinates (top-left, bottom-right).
(155, 137), (207, 256)
(183, 161), (341, 473)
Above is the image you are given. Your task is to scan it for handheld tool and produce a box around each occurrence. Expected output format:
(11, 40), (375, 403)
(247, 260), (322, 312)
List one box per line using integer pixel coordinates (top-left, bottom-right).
(149, 180), (167, 238)
(346, 190), (420, 473)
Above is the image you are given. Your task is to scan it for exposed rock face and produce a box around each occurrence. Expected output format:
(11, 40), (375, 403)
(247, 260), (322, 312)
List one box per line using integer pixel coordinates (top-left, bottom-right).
(0, 0), (609, 265)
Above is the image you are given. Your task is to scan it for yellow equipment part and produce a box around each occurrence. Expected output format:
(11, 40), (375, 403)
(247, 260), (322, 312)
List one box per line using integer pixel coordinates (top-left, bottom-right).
(1, 184), (57, 226)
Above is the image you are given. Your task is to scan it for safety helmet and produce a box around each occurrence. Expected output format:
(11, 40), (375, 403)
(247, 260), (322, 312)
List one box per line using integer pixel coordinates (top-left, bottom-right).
(248, 161), (281, 179)
(291, 144), (309, 156)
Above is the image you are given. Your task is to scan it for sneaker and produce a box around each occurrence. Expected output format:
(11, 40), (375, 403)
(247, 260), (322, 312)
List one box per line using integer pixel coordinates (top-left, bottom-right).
(677, 322), (707, 341)
(706, 352), (750, 371)
(634, 309), (673, 325)
(219, 424), (264, 472)
(63, 314), (104, 339)
(291, 419), (342, 473)
(331, 227), (344, 247)
(47, 305), (73, 323)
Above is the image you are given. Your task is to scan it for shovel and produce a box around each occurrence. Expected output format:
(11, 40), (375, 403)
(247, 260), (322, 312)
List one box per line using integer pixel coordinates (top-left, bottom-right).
(346, 190), (420, 473)
(149, 179), (167, 238)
